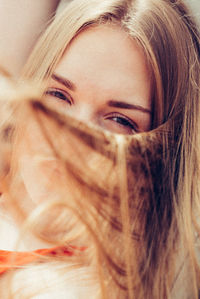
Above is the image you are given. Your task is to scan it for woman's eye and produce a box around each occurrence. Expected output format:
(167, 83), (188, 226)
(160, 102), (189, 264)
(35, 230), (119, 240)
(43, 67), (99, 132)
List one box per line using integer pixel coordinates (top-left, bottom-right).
(105, 113), (138, 134)
(45, 88), (72, 105)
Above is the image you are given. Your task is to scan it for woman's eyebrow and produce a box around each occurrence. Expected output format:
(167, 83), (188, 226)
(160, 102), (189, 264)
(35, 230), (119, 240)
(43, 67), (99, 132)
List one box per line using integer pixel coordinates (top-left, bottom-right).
(51, 73), (151, 114)
(52, 73), (76, 91)
(108, 100), (151, 114)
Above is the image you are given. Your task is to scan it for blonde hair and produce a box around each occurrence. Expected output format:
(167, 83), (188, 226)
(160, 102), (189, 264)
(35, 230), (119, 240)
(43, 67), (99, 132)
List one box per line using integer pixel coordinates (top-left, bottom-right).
(3, 0), (200, 298)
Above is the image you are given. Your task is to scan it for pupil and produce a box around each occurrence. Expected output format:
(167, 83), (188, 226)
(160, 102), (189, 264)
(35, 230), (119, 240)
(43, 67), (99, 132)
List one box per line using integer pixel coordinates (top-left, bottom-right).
(116, 117), (130, 127)
(55, 91), (66, 100)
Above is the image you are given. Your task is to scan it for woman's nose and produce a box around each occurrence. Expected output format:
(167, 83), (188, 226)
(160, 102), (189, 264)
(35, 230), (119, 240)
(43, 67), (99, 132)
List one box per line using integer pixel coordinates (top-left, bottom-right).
(68, 103), (99, 127)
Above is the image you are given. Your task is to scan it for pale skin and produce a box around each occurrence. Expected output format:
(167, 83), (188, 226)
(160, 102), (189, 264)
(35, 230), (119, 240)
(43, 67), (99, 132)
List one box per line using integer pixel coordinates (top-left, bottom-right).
(0, 0), (60, 76)
(0, 24), (152, 249)
(18, 24), (152, 212)
(0, 23), (153, 298)
(0, 0), (61, 250)
(45, 24), (152, 135)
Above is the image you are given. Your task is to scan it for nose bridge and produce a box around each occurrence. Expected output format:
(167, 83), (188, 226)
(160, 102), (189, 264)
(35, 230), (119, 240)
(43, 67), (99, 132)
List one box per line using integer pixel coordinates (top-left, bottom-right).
(68, 84), (102, 126)
(78, 103), (92, 122)
(71, 101), (96, 125)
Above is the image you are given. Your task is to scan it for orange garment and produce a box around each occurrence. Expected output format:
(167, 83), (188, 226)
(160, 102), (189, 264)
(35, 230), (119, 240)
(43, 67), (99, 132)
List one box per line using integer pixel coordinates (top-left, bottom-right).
(0, 246), (83, 275)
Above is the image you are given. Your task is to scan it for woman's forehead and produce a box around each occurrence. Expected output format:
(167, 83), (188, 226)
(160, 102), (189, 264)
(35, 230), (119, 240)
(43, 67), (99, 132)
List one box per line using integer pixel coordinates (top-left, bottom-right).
(55, 24), (152, 109)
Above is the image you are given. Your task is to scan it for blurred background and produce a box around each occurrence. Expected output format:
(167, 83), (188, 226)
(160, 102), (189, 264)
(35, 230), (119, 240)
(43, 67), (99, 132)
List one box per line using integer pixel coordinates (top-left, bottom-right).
(185, 0), (200, 23)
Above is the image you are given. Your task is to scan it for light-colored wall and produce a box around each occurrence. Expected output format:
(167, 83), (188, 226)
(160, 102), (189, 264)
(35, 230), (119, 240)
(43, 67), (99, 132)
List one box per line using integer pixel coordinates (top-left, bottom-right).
(186, 0), (200, 11)
(185, 0), (200, 23)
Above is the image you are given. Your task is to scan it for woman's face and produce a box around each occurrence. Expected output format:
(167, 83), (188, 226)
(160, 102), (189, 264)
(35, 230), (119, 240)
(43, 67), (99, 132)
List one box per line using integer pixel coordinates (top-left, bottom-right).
(45, 24), (152, 135)
(5, 24), (152, 209)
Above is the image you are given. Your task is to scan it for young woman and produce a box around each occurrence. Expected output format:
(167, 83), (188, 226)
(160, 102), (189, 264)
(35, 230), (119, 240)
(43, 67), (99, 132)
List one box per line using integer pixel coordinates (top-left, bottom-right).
(0, 0), (199, 298)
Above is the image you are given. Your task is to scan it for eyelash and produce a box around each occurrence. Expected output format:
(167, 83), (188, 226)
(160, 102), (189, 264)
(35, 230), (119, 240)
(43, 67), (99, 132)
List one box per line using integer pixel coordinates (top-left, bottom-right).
(105, 113), (138, 132)
(45, 88), (72, 105)
(45, 88), (138, 133)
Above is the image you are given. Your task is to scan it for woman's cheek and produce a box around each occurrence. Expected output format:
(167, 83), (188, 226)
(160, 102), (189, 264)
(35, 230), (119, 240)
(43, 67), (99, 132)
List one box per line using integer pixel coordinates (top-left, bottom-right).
(16, 112), (117, 206)
(19, 155), (63, 204)
(15, 119), (65, 204)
